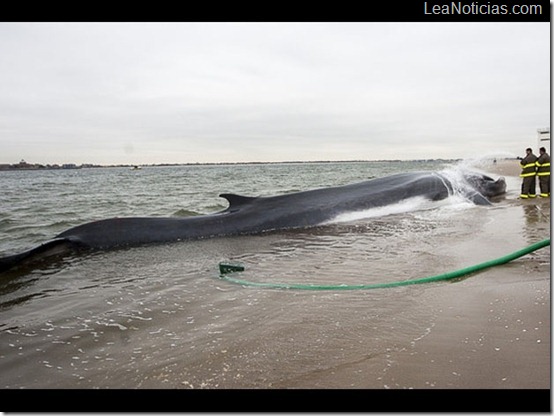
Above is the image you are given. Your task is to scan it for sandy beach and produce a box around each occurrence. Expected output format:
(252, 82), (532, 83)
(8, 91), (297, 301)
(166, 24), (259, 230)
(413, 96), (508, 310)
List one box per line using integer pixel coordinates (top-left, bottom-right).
(488, 158), (529, 177)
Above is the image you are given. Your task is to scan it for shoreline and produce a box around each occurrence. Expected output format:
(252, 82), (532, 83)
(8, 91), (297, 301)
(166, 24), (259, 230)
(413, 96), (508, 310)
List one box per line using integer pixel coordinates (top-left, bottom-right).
(0, 157), (511, 171)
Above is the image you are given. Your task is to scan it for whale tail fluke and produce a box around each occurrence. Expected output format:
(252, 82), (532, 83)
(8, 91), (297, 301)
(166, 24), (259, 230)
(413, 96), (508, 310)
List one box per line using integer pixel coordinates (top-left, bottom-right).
(0, 238), (76, 274)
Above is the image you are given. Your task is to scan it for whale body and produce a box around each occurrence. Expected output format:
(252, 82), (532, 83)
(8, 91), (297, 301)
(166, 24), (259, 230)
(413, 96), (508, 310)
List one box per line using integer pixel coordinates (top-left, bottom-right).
(0, 170), (506, 273)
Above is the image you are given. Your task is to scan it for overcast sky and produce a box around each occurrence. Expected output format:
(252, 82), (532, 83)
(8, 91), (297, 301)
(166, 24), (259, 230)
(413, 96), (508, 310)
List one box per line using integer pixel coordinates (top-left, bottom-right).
(0, 22), (550, 165)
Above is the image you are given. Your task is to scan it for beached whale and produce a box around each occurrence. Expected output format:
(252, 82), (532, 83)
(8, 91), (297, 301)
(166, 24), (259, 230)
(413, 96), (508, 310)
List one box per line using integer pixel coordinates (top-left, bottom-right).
(0, 170), (506, 273)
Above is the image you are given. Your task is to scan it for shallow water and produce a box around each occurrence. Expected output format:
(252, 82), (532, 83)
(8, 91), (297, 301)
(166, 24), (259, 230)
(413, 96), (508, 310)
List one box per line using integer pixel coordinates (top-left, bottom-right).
(0, 160), (549, 389)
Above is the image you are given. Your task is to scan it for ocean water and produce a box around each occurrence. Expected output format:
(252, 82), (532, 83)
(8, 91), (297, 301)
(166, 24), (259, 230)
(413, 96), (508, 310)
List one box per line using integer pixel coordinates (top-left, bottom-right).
(0, 159), (548, 389)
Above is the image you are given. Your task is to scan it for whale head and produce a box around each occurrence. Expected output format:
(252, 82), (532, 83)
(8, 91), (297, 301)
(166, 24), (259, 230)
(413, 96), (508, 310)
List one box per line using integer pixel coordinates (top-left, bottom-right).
(464, 172), (507, 200)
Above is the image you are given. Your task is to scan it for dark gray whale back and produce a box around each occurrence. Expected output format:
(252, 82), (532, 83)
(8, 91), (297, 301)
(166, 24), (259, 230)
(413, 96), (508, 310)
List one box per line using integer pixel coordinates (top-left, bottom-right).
(0, 170), (506, 273)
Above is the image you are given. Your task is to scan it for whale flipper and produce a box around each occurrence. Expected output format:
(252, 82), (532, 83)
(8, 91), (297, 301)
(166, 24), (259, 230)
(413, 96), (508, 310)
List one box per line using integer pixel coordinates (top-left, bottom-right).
(464, 191), (492, 205)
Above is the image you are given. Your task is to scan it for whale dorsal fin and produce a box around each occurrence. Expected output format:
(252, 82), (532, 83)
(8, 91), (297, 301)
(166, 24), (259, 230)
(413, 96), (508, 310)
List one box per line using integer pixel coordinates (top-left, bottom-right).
(219, 193), (257, 211)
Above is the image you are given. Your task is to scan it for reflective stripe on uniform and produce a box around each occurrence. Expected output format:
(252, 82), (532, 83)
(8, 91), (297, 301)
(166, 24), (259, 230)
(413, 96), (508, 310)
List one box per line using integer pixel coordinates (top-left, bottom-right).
(521, 161), (537, 177)
(536, 160), (550, 177)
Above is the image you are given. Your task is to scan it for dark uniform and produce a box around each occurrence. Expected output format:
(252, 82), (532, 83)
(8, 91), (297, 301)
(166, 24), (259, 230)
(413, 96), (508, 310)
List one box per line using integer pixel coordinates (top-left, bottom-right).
(519, 148), (537, 199)
(536, 148), (550, 198)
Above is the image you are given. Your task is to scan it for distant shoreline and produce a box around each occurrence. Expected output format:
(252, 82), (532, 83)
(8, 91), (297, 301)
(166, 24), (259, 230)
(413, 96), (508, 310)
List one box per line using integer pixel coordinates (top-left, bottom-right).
(0, 157), (518, 171)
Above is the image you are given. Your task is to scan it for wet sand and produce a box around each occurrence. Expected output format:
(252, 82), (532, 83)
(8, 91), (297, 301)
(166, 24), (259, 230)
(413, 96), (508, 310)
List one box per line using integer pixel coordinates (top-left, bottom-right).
(384, 161), (550, 391)
(273, 160), (549, 411)
(378, 161), (550, 405)
(278, 200), (550, 389)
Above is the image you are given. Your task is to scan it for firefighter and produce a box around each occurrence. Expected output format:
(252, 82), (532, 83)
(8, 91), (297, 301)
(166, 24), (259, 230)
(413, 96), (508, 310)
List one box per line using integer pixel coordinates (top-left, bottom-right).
(519, 148), (537, 199)
(536, 147), (550, 198)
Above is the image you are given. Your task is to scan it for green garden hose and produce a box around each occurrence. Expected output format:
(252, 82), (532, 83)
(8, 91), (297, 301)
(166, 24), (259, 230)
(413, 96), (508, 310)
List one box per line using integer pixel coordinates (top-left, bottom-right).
(218, 238), (550, 291)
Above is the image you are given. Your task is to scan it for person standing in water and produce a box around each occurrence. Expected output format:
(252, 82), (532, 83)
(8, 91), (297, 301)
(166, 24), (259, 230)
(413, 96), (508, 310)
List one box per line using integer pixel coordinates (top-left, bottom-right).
(519, 148), (538, 199)
(536, 147), (550, 198)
